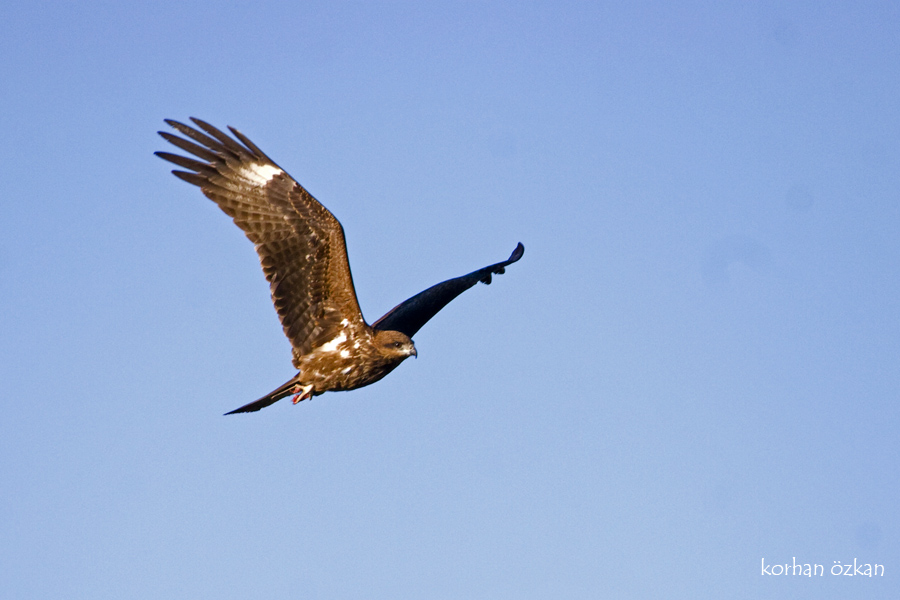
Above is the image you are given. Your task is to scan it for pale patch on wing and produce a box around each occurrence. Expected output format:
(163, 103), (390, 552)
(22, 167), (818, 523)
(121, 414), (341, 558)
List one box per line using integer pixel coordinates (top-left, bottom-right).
(342, 366), (353, 374)
(317, 331), (348, 353)
(239, 163), (282, 186)
(340, 350), (350, 358)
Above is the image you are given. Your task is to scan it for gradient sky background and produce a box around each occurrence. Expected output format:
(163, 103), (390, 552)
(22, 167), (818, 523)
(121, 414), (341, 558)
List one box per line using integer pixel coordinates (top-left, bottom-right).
(2, 1), (898, 598)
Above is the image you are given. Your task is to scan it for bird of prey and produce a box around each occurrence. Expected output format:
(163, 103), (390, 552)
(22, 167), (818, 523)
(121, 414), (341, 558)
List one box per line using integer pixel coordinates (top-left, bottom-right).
(156, 118), (523, 414)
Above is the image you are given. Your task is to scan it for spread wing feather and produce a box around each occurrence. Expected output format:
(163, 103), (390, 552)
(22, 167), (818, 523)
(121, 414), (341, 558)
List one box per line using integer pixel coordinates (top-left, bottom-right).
(372, 243), (524, 338)
(156, 118), (366, 366)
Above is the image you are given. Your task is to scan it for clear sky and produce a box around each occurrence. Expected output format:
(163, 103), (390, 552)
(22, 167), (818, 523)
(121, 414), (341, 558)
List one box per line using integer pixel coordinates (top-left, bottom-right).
(1, 1), (898, 598)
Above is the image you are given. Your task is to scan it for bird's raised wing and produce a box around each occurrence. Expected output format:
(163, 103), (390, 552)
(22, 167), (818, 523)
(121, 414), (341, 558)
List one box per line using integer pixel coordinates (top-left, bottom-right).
(156, 118), (367, 366)
(372, 243), (524, 338)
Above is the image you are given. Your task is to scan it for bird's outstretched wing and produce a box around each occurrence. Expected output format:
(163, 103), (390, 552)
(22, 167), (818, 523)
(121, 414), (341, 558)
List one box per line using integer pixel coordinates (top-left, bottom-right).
(156, 118), (367, 365)
(372, 243), (524, 338)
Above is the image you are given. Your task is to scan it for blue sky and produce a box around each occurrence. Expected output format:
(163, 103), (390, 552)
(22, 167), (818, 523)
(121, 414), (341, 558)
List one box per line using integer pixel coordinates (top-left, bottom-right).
(1, 1), (898, 598)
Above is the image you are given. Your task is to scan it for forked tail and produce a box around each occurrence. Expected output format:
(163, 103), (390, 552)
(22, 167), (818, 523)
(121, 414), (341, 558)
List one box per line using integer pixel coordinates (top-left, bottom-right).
(224, 375), (302, 415)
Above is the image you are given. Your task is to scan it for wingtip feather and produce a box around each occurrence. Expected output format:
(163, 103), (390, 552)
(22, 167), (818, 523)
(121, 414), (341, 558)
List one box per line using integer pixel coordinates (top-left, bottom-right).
(509, 242), (525, 263)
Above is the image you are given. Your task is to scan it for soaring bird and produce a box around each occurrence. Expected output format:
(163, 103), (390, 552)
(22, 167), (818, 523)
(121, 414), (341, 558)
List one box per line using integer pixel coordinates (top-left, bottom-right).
(156, 118), (523, 414)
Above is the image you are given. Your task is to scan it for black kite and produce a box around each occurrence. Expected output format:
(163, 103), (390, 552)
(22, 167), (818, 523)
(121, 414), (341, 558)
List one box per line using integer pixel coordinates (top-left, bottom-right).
(156, 118), (523, 414)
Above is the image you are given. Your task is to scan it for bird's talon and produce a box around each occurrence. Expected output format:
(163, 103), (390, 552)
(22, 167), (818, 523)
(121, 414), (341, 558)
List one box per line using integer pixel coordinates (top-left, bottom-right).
(291, 384), (313, 404)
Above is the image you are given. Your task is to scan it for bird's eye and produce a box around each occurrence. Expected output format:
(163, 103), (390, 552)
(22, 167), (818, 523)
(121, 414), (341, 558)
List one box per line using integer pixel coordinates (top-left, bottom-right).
(393, 341), (402, 348)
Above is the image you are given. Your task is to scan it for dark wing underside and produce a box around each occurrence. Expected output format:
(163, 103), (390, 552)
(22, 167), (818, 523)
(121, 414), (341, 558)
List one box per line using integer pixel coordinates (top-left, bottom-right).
(155, 118), (368, 366)
(372, 243), (524, 338)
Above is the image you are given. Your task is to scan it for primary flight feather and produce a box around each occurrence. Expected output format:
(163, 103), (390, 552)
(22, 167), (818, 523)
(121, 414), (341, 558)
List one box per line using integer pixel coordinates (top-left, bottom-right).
(156, 118), (523, 414)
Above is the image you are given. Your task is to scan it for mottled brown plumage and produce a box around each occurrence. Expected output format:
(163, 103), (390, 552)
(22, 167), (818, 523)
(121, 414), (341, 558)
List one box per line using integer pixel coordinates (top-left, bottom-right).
(156, 118), (523, 414)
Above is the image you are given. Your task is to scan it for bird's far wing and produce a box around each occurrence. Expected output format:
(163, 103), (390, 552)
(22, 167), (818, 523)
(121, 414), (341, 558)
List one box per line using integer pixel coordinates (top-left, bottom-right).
(372, 243), (524, 338)
(156, 118), (367, 365)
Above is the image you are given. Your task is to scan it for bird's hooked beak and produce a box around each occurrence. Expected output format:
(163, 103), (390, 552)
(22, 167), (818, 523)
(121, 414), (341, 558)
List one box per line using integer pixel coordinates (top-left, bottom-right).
(410, 344), (417, 359)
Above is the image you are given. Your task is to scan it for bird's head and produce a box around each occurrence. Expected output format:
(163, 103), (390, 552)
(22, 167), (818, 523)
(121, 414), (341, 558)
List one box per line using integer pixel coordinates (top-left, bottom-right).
(374, 329), (417, 361)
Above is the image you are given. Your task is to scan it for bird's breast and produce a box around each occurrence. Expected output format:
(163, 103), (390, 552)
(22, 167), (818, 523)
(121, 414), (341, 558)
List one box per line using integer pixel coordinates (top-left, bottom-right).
(295, 336), (405, 393)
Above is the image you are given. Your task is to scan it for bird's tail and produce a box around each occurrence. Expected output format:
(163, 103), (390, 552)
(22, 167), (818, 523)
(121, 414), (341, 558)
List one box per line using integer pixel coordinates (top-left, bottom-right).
(224, 375), (302, 415)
